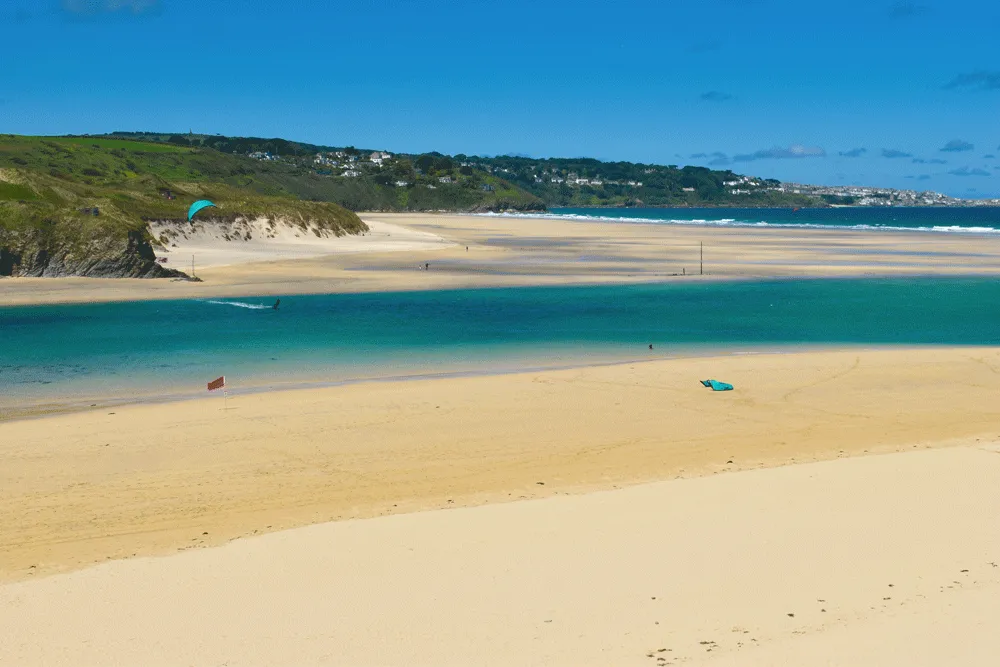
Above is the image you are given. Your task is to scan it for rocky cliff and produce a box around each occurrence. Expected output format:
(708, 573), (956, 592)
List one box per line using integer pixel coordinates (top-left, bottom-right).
(0, 227), (186, 278)
(0, 155), (366, 279)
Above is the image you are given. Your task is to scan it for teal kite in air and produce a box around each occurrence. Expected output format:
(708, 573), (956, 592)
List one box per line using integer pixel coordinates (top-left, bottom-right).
(187, 200), (217, 221)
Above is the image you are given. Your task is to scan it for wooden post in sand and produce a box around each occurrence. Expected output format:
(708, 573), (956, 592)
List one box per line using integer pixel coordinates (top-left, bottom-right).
(191, 254), (196, 279)
(700, 242), (703, 275)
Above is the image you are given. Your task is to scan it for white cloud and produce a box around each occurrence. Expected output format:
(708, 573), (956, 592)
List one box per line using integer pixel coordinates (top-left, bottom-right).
(733, 145), (827, 162)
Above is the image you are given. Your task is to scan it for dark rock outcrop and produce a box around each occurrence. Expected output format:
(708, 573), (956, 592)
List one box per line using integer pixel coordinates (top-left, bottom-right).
(0, 229), (186, 278)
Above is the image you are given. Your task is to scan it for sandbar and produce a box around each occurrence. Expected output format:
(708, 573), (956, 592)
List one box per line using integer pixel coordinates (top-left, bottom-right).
(5, 212), (1000, 306)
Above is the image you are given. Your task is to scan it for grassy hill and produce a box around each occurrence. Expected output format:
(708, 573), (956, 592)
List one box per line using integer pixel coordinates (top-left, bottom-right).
(101, 132), (547, 213)
(101, 132), (818, 210)
(0, 135), (367, 277)
(463, 155), (820, 208)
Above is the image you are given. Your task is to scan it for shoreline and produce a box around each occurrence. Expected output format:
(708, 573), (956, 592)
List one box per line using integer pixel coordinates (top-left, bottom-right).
(544, 204), (1000, 209)
(0, 342), (894, 424)
(3, 346), (1000, 585)
(2, 270), (999, 308)
(499, 209), (1000, 233)
(6, 211), (1000, 306)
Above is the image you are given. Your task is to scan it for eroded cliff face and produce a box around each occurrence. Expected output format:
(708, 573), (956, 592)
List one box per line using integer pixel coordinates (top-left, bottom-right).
(0, 229), (186, 278)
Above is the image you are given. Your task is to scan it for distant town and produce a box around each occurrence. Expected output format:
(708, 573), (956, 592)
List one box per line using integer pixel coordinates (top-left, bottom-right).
(776, 182), (1000, 208)
(248, 147), (1000, 208)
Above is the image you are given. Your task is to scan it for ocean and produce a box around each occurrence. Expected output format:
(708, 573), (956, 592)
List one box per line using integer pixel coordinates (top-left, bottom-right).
(3, 277), (1000, 416)
(505, 207), (1000, 234)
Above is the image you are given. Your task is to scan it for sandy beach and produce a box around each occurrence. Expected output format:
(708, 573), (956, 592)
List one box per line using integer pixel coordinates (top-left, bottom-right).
(6, 212), (1000, 305)
(9, 0), (1000, 659)
(2, 437), (999, 665)
(149, 217), (455, 269)
(5, 213), (1000, 664)
(6, 346), (1000, 584)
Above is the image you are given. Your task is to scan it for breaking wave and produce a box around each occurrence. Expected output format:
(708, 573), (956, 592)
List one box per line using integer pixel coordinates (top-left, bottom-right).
(478, 211), (1000, 234)
(205, 300), (273, 310)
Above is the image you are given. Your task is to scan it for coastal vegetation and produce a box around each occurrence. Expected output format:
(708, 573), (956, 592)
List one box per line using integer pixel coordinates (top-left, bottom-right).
(454, 155), (817, 208)
(92, 132), (547, 213)
(0, 135), (366, 277)
(100, 131), (819, 210)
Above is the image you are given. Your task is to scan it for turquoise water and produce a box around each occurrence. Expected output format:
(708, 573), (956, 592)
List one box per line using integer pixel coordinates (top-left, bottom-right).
(532, 207), (1000, 233)
(3, 278), (1000, 414)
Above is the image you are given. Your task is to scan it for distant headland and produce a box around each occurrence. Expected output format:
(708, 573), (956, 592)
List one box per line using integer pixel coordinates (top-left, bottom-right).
(2, 132), (998, 279)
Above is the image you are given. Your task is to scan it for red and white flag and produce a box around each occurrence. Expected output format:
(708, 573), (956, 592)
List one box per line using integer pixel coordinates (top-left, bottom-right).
(207, 376), (226, 392)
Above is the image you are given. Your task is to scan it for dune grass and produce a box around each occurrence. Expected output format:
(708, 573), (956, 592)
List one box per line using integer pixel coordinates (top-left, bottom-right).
(0, 136), (367, 276)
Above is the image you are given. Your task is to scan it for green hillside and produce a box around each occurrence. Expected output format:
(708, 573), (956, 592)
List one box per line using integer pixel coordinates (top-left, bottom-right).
(0, 135), (367, 277)
(101, 132), (818, 210)
(463, 155), (820, 208)
(100, 132), (546, 213)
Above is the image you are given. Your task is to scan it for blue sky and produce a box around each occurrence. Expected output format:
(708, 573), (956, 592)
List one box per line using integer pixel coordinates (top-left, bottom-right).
(2, 0), (999, 197)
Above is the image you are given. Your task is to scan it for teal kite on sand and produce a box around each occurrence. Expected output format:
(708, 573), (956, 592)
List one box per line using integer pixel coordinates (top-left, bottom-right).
(700, 379), (734, 391)
(187, 199), (217, 221)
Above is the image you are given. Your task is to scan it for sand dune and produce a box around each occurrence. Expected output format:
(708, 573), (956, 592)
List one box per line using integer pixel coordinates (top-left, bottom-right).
(2, 444), (998, 666)
(150, 218), (453, 269)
